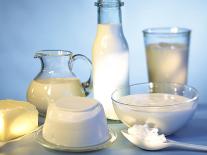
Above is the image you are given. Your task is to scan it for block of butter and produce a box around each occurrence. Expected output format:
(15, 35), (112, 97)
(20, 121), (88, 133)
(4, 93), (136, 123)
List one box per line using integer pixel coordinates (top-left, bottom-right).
(0, 100), (38, 141)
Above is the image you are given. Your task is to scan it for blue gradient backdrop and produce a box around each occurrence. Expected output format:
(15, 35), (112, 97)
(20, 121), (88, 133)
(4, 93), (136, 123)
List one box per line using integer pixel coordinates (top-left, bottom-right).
(0, 0), (206, 103)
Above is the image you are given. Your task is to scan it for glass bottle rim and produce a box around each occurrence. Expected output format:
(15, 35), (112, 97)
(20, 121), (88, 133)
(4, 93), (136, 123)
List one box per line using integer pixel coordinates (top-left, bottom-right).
(35, 50), (72, 57)
(143, 27), (191, 36)
(95, 1), (124, 7)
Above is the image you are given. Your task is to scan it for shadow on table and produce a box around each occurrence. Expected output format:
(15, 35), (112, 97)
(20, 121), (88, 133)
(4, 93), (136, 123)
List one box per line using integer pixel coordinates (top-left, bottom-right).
(169, 103), (207, 142)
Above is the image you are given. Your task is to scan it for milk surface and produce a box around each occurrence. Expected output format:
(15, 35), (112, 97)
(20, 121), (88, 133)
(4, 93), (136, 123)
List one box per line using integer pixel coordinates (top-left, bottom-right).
(119, 93), (190, 108)
(146, 43), (188, 84)
(92, 24), (129, 120)
(115, 93), (196, 135)
(27, 78), (85, 116)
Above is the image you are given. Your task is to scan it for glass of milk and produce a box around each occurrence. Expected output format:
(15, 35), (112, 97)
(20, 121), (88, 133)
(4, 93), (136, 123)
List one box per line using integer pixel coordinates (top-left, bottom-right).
(143, 27), (191, 84)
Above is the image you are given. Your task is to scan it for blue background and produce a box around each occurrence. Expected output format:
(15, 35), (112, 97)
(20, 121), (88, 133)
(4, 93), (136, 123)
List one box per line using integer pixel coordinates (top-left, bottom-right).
(0, 0), (206, 103)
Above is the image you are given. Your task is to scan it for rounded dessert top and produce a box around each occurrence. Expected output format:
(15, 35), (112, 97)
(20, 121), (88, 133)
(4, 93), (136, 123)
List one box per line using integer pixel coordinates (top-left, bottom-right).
(52, 97), (99, 112)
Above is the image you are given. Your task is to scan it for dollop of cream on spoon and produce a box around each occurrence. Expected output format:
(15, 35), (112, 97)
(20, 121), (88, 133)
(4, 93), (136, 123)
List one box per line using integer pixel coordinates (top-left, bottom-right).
(127, 124), (167, 150)
(123, 124), (207, 151)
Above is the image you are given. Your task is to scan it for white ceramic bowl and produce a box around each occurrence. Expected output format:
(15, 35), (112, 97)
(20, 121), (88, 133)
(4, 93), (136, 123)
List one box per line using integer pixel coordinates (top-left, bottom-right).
(43, 97), (109, 147)
(112, 82), (199, 135)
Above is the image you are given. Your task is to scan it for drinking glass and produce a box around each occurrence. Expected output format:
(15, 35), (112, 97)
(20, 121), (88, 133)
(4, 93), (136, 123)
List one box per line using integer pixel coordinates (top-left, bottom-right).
(143, 27), (191, 84)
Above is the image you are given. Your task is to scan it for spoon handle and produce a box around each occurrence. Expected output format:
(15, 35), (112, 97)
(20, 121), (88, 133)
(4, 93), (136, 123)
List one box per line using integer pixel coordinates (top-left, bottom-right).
(169, 140), (207, 151)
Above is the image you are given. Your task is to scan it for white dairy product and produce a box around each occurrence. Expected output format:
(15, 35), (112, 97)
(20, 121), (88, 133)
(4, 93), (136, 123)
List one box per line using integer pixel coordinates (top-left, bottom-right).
(27, 78), (85, 116)
(114, 93), (196, 135)
(92, 24), (129, 120)
(43, 97), (109, 147)
(128, 124), (166, 149)
(146, 43), (188, 84)
(0, 100), (38, 141)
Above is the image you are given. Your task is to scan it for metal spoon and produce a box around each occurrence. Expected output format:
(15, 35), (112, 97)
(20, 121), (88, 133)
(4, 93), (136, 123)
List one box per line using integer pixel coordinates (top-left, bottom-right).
(121, 129), (207, 151)
(0, 125), (42, 147)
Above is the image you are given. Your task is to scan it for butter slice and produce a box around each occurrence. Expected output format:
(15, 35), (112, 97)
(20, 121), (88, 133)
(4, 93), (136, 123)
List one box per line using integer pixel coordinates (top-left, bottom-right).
(0, 100), (38, 141)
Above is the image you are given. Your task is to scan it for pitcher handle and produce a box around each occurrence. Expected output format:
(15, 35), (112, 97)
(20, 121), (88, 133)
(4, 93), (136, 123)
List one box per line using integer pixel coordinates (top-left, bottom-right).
(71, 54), (92, 96)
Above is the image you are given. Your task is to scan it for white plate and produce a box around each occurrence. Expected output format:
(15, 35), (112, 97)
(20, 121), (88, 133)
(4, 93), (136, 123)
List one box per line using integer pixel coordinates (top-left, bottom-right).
(34, 126), (117, 152)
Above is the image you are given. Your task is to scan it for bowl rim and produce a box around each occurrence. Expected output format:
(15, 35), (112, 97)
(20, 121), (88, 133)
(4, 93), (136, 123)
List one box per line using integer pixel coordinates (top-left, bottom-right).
(111, 82), (199, 108)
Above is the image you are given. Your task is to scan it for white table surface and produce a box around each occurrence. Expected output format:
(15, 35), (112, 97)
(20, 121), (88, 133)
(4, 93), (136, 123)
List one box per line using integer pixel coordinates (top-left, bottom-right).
(1, 103), (207, 155)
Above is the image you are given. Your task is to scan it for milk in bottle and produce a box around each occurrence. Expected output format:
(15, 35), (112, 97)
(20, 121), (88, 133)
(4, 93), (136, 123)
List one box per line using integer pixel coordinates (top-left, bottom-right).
(92, 0), (129, 120)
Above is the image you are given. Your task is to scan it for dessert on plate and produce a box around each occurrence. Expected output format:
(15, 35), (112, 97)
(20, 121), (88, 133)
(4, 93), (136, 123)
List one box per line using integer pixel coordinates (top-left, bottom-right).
(43, 96), (110, 147)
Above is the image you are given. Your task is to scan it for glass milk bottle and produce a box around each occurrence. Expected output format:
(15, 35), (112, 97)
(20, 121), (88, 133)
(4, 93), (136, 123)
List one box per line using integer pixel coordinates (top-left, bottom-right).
(92, 0), (129, 120)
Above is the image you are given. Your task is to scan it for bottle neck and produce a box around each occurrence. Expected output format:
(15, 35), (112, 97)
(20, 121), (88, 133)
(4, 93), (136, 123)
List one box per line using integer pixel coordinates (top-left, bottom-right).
(97, 6), (122, 24)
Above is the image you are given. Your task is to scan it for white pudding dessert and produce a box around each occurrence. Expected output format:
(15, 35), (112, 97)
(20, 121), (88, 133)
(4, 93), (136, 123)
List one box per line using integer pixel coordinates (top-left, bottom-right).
(42, 97), (109, 147)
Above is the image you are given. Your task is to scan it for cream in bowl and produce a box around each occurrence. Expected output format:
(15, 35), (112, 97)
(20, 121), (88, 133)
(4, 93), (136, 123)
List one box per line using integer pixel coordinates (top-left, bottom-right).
(112, 83), (199, 135)
(43, 97), (110, 147)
